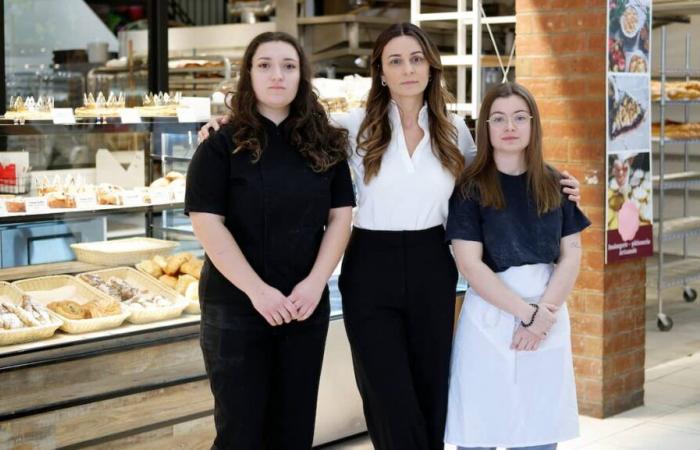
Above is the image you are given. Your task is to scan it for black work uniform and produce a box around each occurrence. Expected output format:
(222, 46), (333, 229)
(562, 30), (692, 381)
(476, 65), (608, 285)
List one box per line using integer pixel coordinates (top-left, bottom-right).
(184, 115), (355, 450)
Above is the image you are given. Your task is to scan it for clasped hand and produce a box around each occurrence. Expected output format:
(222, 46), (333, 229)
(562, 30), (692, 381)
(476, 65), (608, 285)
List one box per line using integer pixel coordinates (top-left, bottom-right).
(250, 277), (325, 326)
(511, 303), (559, 351)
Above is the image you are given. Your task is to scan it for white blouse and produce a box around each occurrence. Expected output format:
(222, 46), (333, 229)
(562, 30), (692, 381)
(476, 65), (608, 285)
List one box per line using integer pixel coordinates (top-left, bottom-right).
(332, 101), (476, 231)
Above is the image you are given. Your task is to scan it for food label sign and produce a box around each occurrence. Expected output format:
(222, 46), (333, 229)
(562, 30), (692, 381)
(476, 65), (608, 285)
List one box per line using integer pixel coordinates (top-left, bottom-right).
(605, 0), (653, 263)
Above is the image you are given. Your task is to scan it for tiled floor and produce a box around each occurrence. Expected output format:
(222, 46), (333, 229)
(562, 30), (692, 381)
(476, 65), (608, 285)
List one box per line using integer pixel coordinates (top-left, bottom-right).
(322, 274), (700, 450)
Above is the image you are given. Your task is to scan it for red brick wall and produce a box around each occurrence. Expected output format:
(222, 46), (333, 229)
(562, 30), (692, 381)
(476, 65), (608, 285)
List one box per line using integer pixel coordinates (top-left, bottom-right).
(515, 0), (646, 418)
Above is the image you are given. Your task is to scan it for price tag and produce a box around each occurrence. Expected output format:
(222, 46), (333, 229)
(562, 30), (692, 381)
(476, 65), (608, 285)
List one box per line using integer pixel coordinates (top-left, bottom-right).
(120, 190), (142, 206)
(176, 107), (198, 123)
(75, 192), (98, 209)
(52, 108), (76, 125)
(172, 186), (186, 202)
(150, 188), (170, 204)
(0, 201), (7, 215)
(119, 108), (142, 124)
(179, 97), (211, 122)
(24, 197), (50, 213)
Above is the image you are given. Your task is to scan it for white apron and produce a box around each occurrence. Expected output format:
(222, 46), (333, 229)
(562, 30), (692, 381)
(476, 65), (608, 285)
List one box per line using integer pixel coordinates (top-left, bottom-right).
(445, 264), (579, 448)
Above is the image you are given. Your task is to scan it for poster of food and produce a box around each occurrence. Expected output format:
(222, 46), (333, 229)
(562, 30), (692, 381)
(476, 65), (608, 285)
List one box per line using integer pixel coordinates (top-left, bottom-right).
(608, 0), (650, 73)
(607, 74), (650, 151)
(606, 152), (653, 262)
(605, 0), (652, 263)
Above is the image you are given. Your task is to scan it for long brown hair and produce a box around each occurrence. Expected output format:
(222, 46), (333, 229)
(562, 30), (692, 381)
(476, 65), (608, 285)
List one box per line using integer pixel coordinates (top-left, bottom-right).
(457, 82), (561, 215)
(357, 23), (464, 183)
(227, 32), (348, 172)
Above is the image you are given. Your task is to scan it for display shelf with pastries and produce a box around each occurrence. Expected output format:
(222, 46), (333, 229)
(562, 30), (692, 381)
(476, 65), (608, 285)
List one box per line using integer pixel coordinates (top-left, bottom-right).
(652, 121), (700, 142)
(651, 27), (700, 331)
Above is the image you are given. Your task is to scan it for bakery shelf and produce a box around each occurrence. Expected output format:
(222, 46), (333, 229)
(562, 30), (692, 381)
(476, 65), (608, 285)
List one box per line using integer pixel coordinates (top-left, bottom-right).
(652, 171), (700, 189)
(0, 261), (107, 282)
(652, 136), (700, 144)
(0, 201), (185, 224)
(653, 216), (700, 242)
(652, 99), (700, 105)
(151, 225), (194, 236)
(151, 154), (193, 162)
(0, 119), (205, 136)
(647, 258), (700, 289)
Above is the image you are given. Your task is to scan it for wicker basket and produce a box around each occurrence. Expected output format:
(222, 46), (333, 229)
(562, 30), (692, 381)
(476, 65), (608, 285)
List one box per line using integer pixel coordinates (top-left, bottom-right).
(12, 276), (130, 334)
(184, 301), (200, 315)
(71, 238), (179, 266)
(0, 281), (63, 346)
(80, 267), (188, 324)
(134, 263), (200, 315)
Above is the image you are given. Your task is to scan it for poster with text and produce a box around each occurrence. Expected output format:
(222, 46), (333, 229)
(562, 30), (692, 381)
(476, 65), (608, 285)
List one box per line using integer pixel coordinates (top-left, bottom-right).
(605, 0), (652, 264)
(606, 151), (653, 262)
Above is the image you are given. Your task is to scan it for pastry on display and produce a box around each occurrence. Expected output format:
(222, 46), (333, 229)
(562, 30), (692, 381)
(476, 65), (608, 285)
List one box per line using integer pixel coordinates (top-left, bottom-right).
(3, 95), (54, 121)
(1, 296), (55, 329)
(137, 252), (203, 299)
(652, 121), (700, 140)
(610, 93), (645, 139)
(96, 183), (125, 205)
(74, 92), (126, 118)
(36, 174), (95, 209)
(135, 92), (182, 117)
(79, 273), (176, 311)
(47, 296), (122, 320)
(4, 197), (26, 213)
(149, 171), (185, 189)
(651, 80), (700, 101)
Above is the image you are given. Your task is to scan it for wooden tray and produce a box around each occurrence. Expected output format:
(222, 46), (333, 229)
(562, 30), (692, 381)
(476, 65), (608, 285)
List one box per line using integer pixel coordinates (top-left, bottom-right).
(12, 276), (129, 334)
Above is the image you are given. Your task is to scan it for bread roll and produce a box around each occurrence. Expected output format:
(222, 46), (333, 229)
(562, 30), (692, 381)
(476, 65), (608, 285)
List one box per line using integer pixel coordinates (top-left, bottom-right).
(153, 255), (168, 270)
(159, 274), (178, 289)
(150, 177), (170, 188)
(165, 253), (189, 275)
(180, 259), (203, 279)
(165, 171), (185, 181)
(185, 281), (199, 301)
(137, 260), (163, 278)
(176, 274), (197, 295)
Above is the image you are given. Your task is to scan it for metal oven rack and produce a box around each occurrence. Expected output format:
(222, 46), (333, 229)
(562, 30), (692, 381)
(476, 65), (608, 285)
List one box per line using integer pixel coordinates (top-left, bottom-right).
(650, 26), (700, 331)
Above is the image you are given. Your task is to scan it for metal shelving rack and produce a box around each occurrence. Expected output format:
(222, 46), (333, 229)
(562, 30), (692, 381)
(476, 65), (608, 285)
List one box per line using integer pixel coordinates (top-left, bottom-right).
(650, 26), (700, 332)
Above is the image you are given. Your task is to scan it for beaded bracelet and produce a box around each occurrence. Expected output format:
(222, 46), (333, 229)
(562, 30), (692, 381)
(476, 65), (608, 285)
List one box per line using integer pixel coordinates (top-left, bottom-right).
(521, 304), (539, 328)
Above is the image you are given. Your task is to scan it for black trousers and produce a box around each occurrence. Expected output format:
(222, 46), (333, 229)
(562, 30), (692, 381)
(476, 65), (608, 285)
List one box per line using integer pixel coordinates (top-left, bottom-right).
(200, 299), (329, 450)
(339, 226), (458, 450)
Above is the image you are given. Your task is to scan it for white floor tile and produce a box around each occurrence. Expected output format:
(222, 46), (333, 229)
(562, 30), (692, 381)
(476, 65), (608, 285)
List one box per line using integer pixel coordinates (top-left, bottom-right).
(645, 379), (700, 408)
(599, 422), (700, 449)
(652, 402), (700, 433)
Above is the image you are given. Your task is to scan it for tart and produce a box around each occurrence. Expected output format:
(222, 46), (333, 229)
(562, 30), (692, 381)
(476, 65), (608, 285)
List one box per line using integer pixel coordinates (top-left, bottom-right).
(610, 93), (645, 139)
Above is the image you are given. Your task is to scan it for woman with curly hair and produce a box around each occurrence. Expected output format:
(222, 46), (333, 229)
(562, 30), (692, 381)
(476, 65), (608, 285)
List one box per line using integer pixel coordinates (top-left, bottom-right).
(185, 31), (355, 450)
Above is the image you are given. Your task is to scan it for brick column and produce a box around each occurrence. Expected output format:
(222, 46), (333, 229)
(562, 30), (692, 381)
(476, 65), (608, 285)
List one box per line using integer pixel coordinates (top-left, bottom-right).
(515, 0), (646, 418)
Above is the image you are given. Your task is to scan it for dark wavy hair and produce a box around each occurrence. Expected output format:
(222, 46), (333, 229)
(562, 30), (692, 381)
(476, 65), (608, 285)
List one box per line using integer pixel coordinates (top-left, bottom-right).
(357, 23), (464, 183)
(227, 32), (348, 172)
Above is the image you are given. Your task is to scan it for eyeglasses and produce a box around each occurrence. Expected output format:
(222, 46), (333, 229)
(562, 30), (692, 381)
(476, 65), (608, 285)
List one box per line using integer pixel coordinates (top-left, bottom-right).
(486, 113), (533, 129)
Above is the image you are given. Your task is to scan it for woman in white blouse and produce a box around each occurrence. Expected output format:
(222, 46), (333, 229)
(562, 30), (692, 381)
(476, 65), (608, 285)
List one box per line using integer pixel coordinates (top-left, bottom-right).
(199, 23), (580, 450)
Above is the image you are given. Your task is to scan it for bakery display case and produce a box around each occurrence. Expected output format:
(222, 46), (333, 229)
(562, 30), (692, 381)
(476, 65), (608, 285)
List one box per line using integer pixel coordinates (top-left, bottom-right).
(0, 117), (212, 448)
(651, 27), (700, 332)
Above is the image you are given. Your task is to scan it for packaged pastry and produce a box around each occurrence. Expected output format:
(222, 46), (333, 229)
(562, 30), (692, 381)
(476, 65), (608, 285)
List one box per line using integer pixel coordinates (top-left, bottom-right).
(5, 198), (26, 213)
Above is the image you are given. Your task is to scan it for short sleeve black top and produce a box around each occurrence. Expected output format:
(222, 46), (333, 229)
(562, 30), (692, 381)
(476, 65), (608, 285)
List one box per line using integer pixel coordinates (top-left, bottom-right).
(445, 171), (591, 273)
(185, 115), (355, 314)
